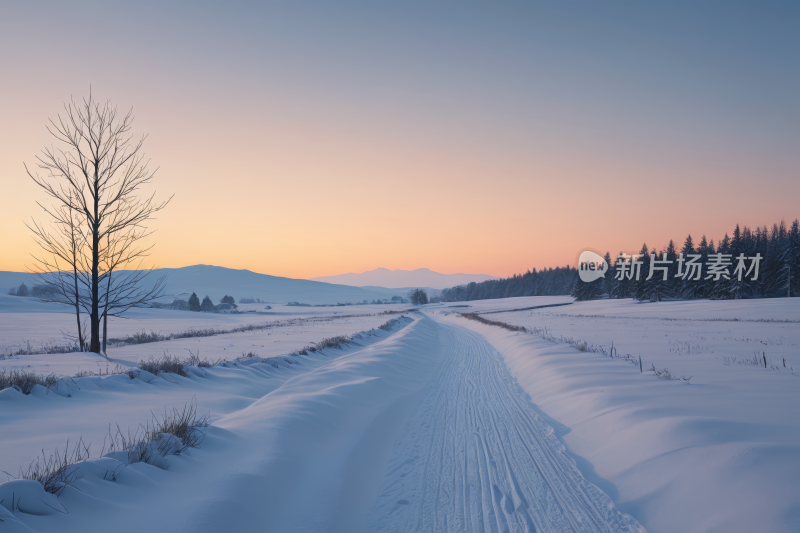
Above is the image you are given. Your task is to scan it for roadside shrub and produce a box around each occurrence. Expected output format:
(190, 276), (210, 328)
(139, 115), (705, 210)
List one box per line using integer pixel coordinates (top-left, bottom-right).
(73, 363), (131, 378)
(103, 400), (209, 465)
(9, 339), (82, 356)
(0, 368), (60, 394)
(461, 313), (527, 332)
(4, 438), (91, 496)
(151, 401), (209, 451)
(286, 320), (405, 357)
(184, 349), (217, 368)
(130, 330), (165, 344)
(139, 353), (188, 377)
(7, 402), (210, 495)
(378, 317), (403, 331)
(316, 335), (350, 350)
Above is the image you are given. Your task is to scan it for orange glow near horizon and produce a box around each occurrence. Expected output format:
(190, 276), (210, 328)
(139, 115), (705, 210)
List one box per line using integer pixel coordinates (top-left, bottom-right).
(3, 113), (796, 281)
(1, 5), (798, 280)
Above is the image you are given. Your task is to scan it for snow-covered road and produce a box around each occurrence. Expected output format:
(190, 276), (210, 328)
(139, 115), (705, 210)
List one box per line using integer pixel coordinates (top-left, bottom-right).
(370, 316), (642, 533)
(3, 313), (642, 532)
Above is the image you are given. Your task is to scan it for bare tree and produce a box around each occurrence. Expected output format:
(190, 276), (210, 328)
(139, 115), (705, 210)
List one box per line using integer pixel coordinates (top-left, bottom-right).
(26, 92), (171, 353)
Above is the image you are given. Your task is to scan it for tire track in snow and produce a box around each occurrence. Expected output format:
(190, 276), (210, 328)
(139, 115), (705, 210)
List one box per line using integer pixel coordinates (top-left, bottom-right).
(368, 317), (645, 533)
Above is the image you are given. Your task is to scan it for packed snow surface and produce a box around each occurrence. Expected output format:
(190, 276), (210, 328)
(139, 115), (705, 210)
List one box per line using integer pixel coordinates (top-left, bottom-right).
(2, 295), (799, 532)
(368, 321), (641, 533)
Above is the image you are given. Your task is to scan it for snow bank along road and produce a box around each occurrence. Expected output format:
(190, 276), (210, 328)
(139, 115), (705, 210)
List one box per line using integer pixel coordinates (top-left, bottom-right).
(2, 314), (642, 533)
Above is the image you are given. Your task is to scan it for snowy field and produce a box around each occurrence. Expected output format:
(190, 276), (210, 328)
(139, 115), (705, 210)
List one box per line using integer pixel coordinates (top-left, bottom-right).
(1, 295), (798, 532)
(0, 294), (404, 376)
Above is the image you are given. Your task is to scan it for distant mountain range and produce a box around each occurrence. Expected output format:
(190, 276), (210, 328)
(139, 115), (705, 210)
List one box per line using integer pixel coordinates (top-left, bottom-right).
(0, 265), (399, 306)
(311, 268), (498, 289)
(0, 265), (494, 306)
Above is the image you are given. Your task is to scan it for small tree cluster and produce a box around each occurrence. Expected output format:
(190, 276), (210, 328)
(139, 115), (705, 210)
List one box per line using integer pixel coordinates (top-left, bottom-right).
(410, 288), (428, 305)
(8, 283), (61, 298)
(8, 283), (29, 296)
(441, 266), (576, 302)
(176, 292), (237, 313)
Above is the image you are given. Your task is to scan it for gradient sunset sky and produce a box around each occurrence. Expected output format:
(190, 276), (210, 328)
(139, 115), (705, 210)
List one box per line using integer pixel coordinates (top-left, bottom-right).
(1, 2), (798, 280)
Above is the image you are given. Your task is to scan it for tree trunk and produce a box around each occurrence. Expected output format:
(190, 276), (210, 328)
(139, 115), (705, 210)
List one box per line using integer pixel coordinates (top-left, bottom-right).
(74, 268), (84, 351)
(90, 182), (101, 352)
(102, 269), (111, 355)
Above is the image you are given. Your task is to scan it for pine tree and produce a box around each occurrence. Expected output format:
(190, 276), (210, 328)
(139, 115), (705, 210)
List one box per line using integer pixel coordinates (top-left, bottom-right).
(742, 225), (758, 296)
(709, 234), (731, 299)
(763, 222), (786, 296)
(751, 226), (769, 297)
(664, 240), (678, 298)
(611, 251), (631, 298)
(678, 235), (698, 299)
(602, 251), (614, 297)
(570, 264), (604, 302)
(778, 219), (800, 297)
(791, 220), (800, 296)
(570, 277), (585, 301)
(634, 243), (651, 301)
(644, 246), (669, 302)
(571, 274), (603, 301)
(201, 295), (215, 312)
(188, 292), (201, 312)
(728, 224), (749, 299)
(696, 236), (714, 299)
